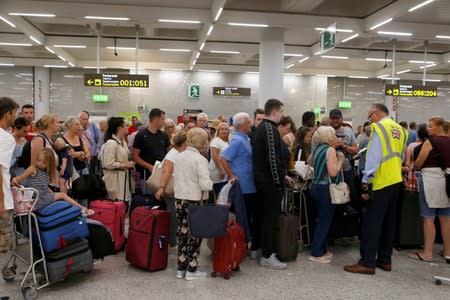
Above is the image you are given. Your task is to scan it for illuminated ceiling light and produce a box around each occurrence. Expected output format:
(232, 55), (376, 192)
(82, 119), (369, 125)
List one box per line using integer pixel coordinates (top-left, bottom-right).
(298, 57), (310, 63)
(158, 19), (200, 24)
(370, 18), (393, 30)
(159, 48), (191, 52)
(227, 22), (269, 28)
(377, 74), (389, 78)
(54, 45), (87, 48)
(206, 24), (214, 36)
(314, 27), (353, 33)
(18, 73), (32, 76)
(58, 55), (66, 61)
(419, 63), (437, 69)
(199, 42), (205, 51)
(85, 16), (129, 21)
(285, 73), (302, 76)
(28, 36), (41, 44)
(0, 42), (32, 46)
(377, 31), (413, 36)
(408, 0), (434, 12)
(409, 60), (435, 64)
(321, 55), (349, 59)
(209, 50), (240, 54)
(214, 7), (224, 22)
(45, 46), (55, 54)
(68, 62), (75, 67)
(314, 51), (321, 55)
(106, 46), (135, 50)
(285, 64), (295, 69)
(436, 35), (450, 39)
(160, 68), (184, 71)
(424, 79), (441, 82)
(43, 65), (68, 68)
(198, 70), (220, 72)
(342, 34), (359, 43)
(348, 76), (369, 79)
(381, 77), (400, 80)
(246, 71), (259, 74)
(396, 69), (411, 74)
(64, 75), (83, 78)
(0, 63), (15, 66)
(9, 13), (55, 17)
(366, 58), (392, 62)
(284, 53), (303, 57)
(0, 16), (16, 28)
(83, 66), (106, 69)
(316, 74), (336, 77)
(195, 52), (200, 59)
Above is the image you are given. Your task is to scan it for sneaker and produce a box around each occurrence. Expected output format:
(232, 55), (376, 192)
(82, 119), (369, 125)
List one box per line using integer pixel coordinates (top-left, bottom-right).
(176, 270), (186, 279)
(250, 249), (261, 260)
(185, 270), (208, 281)
(309, 255), (331, 264)
(260, 253), (287, 270)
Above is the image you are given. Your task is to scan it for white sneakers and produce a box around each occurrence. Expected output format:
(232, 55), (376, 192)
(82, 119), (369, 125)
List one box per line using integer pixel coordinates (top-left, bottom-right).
(260, 253), (287, 270)
(308, 255), (331, 264)
(185, 270), (208, 281)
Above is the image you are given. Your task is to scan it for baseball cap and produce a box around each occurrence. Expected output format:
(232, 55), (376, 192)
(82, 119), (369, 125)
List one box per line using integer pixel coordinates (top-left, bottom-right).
(329, 109), (343, 119)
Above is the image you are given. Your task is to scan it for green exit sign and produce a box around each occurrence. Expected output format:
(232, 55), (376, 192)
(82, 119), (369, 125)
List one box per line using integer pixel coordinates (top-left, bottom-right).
(93, 94), (109, 103)
(339, 101), (352, 109)
(188, 84), (200, 98)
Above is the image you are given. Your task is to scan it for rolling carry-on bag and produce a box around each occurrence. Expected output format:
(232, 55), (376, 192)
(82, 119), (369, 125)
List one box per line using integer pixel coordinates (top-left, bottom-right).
(86, 219), (115, 259)
(126, 207), (170, 271)
(45, 237), (93, 283)
(35, 201), (88, 253)
(328, 204), (360, 240)
(394, 189), (424, 248)
(274, 212), (299, 262)
(89, 200), (126, 251)
(211, 220), (247, 280)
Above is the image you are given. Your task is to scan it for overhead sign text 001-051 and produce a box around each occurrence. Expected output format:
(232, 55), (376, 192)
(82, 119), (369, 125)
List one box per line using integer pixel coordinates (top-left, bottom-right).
(84, 73), (149, 88)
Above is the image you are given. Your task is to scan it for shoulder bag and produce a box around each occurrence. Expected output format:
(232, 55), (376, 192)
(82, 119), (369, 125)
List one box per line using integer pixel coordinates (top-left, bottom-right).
(146, 160), (174, 196)
(188, 193), (228, 239)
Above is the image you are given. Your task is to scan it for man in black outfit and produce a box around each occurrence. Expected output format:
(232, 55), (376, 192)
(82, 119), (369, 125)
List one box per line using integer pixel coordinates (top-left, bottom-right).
(252, 99), (293, 270)
(132, 109), (171, 191)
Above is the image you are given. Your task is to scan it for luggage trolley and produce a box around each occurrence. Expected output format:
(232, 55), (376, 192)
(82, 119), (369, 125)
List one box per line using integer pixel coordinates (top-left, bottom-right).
(1, 187), (50, 300)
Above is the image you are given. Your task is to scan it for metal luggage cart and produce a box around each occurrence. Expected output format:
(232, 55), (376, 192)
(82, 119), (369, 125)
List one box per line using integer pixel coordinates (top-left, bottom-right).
(1, 187), (49, 300)
(284, 171), (313, 252)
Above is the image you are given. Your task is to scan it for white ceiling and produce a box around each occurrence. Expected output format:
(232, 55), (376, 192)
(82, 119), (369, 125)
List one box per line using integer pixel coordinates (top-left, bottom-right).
(0, 0), (448, 81)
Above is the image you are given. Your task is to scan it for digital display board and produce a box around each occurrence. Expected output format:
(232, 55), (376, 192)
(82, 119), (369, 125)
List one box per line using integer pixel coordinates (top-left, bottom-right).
(213, 87), (251, 97)
(84, 73), (149, 88)
(385, 84), (437, 97)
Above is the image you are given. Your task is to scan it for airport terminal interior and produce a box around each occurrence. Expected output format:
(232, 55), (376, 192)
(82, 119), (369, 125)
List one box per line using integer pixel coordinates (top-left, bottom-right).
(0, 0), (449, 299)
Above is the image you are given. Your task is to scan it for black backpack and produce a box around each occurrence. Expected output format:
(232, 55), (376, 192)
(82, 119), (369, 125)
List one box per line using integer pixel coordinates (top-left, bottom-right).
(17, 134), (47, 169)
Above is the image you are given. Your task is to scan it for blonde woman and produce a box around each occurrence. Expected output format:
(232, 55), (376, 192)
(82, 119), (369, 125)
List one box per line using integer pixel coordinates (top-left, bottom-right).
(31, 114), (59, 166)
(164, 118), (177, 144)
(209, 122), (230, 196)
(173, 128), (213, 280)
(308, 126), (345, 263)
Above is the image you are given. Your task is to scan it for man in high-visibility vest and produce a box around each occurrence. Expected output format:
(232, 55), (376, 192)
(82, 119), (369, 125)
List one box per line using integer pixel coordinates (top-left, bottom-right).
(344, 103), (407, 275)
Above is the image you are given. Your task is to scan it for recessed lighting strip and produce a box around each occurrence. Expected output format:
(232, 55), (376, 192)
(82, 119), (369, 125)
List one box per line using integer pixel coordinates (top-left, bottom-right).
(227, 22), (269, 28)
(158, 19), (200, 24)
(342, 34), (359, 43)
(9, 13), (55, 17)
(408, 0), (435, 12)
(85, 16), (129, 21)
(377, 31), (413, 36)
(0, 16), (16, 28)
(370, 18), (393, 30)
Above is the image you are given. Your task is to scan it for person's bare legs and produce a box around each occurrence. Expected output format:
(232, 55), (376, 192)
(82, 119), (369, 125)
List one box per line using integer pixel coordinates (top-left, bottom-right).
(439, 216), (450, 257)
(58, 177), (68, 194)
(54, 192), (88, 213)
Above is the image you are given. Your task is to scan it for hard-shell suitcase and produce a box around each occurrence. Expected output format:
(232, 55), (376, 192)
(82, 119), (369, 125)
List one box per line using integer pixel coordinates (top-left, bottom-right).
(86, 219), (115, 259)
(89, 200), (126, 251)
(126, 207), (170, 271)
(328, 204), (360, 240)
(211, 220), (247, 280)
(394, 189), (424, 248)
(45, 237), (93, 283)
(35, 201), (88, 253)
(274, 213), (299, 262)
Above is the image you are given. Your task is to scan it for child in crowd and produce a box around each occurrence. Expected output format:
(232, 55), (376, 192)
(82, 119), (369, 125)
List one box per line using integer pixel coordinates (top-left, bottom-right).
(54, 138), (73, 194)
(11, 148), (94, 215)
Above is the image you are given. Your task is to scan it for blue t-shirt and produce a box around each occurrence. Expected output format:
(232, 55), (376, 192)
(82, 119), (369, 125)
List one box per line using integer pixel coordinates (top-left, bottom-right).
(220, 132), (256, 194)
(407, 129), (417, 146)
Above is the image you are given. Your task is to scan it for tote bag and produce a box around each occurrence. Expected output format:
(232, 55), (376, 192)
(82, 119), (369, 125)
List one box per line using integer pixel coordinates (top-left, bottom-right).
(146, 160), (174, 196)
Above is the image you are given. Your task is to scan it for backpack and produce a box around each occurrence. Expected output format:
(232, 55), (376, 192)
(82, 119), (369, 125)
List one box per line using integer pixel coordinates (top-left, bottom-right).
(17, 134), (47, 169)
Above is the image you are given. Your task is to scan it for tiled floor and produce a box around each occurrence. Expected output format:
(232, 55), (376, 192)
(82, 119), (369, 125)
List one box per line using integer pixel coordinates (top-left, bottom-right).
(1, 238), (449, 299)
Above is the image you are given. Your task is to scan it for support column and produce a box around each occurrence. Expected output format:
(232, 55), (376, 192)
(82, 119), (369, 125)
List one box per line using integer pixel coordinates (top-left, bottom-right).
(259, 28), (284, 107)
(33, 67), (50, 118)
(384, 39), (397, 121)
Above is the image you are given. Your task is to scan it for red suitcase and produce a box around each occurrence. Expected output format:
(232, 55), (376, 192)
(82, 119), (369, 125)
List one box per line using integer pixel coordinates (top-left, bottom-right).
(89, 200), (126, 251)
(211, 220), (247, 280)
(126, 207), (170, 271)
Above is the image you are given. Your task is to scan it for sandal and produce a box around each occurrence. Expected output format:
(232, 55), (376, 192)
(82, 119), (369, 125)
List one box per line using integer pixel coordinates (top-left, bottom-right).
(439, 250), (450, 264)
(408, 252), (433, 262)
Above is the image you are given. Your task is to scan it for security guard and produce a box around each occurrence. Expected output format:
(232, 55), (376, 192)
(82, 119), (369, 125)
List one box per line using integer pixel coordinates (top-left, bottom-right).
(344, 103), (407, 275)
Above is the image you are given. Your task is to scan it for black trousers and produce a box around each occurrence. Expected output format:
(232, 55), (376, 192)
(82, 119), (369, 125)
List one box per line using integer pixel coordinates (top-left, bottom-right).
(243, 193), (262, 251)
(257, 182), (283, 258)
(359, 183), (401, 268)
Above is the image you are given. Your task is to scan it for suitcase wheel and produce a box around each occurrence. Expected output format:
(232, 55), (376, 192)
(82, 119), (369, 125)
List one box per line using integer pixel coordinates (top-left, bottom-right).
(210, 272), (217, 278)
(223, 273), (230, 280)
(233, 266), (240, 272)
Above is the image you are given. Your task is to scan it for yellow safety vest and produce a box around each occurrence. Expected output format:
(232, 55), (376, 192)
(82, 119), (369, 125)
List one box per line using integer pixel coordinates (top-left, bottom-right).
(367, 118), (408, 191)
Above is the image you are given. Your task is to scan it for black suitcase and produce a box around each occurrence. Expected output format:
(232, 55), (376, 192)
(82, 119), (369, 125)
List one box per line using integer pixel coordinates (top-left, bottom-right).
(273, 212), (299, 262)
(328, 204), (360, 240)
(394, 189), (424, 248)
(45, 238), (93, 283)
(86, 219), (115, 259)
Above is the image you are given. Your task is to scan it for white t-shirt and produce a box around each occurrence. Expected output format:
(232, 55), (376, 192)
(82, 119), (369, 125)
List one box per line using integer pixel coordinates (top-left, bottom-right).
(0, 128), (16, 210)
(165, 148), (180, 163)
(209, 137), (229, 183)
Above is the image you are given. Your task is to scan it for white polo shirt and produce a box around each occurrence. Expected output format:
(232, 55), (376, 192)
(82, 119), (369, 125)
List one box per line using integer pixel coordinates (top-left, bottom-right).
(0, 128), (16, 210)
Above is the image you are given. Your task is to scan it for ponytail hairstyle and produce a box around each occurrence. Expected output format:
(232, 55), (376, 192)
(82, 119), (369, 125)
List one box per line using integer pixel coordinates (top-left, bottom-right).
(34, 148), (57, 183)
(105, 117), (125, 143)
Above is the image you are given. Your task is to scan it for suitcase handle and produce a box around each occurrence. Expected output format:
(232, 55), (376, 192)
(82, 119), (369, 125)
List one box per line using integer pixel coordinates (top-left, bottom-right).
(159, 235), (166, 249)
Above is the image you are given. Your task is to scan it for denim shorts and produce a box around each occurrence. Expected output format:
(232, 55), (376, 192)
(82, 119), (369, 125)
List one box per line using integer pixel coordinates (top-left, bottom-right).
(418, 173), (450, 218)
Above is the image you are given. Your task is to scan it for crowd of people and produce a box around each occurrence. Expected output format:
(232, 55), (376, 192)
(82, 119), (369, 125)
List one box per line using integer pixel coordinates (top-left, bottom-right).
(0, 95), (449, 287)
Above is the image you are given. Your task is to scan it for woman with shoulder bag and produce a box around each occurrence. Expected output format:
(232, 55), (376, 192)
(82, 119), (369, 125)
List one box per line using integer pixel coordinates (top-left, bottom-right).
(173, 128), (213, 281)
(409, 117), (450, 264)
(101, 117), (135, 202)
(307, 126), (345, 264)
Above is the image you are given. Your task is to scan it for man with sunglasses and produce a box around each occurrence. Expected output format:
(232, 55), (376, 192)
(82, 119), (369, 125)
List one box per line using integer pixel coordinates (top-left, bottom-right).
(344, 103), (407, 275)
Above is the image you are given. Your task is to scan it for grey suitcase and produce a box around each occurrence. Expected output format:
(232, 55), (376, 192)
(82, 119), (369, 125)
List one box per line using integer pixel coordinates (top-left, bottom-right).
(45, 238), (93, 283)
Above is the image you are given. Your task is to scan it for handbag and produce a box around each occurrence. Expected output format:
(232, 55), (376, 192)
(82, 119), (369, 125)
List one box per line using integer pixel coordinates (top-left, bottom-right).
(428, 137), (450, 198)
(294, 149), (314, 180)
(71, 162), (102, 199)
(188, 193), (229, 239)
(146, 160), (174, 196)
(329, 169), (350, 205)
